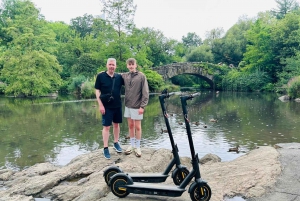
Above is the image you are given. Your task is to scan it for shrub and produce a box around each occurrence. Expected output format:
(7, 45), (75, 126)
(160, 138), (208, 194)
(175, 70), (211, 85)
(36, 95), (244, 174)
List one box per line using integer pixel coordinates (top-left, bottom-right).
(144, 69), (164, 92)
(287, 76), (300, 99)
(262, 83), (275, 92)
(0, 82), (7, 94)
(68, 75), (86, 94)
(222, 69), (270, 92)
(81, 80), (96, 99)
(158, 84), (180, 93)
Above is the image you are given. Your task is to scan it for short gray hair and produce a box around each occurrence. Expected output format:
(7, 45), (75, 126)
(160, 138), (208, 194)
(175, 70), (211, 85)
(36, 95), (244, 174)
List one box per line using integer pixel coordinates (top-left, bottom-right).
(107, 58), (116, 64)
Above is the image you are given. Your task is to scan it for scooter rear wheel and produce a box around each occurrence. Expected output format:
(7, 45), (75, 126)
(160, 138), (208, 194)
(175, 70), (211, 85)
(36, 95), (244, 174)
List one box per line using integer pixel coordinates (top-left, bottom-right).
(172, 167), (190, 185)
(189, 182), (211, 201)
(103, 167), (122, 185)
(110, 175), (130, 198)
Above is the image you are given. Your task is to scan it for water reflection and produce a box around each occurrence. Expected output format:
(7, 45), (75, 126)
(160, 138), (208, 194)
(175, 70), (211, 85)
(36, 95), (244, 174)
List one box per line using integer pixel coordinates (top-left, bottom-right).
(0, 92), (300, 170)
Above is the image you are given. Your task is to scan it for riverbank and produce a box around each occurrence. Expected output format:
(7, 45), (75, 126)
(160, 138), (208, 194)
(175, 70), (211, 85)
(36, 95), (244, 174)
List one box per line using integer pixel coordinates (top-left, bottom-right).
(1, 142), (293, 201)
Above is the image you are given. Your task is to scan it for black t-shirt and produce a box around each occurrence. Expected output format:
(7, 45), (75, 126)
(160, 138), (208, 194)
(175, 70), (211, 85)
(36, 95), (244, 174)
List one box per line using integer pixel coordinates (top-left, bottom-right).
(94, 72), (124, 108)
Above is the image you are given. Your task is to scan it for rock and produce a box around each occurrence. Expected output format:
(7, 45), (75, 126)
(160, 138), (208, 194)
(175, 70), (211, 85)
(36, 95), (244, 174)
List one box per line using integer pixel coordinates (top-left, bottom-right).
(278, 95), (290, 102)
(0, 146), (281, 201)
(295, 98), (300, 102)
(0, 169), (13, 181)
(199, 153), (221, 164)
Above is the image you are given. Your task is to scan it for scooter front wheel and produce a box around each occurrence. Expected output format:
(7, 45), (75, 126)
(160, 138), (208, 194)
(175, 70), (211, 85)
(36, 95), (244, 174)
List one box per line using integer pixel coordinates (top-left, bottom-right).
(110, 175), (130, 198)
(103, 167), (122, 185)
(172, 167), (190, 185)
(189, 182), (211, 201)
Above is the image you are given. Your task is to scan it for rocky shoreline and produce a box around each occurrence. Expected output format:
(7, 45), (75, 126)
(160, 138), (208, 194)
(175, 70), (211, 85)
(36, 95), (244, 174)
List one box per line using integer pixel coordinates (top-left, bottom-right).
(0, 145), (281, 201)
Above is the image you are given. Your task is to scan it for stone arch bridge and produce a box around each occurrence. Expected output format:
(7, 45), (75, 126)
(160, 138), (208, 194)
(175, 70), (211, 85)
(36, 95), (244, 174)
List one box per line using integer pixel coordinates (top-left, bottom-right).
(153, 62), (220, 88)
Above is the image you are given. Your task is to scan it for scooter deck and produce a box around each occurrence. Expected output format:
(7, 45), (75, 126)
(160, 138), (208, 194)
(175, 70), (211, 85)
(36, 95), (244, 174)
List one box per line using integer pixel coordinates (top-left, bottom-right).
(125, 182), (185, 197)
(129, 173), (169, 183)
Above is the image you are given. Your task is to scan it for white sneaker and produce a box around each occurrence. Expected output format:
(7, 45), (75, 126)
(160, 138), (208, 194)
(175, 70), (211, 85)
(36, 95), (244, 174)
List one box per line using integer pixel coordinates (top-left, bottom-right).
(135, 147), (142, 157)
(125, 145), (134, 155)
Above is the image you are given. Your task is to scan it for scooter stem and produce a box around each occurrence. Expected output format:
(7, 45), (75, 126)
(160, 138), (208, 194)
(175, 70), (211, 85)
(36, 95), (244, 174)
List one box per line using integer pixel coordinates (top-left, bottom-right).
(180, 93), (199, 160)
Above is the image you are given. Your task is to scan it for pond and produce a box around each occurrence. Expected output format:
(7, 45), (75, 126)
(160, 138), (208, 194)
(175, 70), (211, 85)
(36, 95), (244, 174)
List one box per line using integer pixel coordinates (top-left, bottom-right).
(0, 91), (299, 171)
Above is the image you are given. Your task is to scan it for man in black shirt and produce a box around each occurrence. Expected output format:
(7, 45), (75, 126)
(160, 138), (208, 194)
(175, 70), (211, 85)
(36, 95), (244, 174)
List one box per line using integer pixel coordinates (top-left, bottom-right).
(95, 58), (124, 159)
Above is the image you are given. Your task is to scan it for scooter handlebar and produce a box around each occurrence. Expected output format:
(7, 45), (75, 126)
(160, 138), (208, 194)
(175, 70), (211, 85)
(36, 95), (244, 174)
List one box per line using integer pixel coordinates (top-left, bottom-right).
(189, 92), (200, 98)
(180, 92), (200, 101)
(167, 92), (176, 97)
(160, 89), (176, 99)
(160, 92), (175, 99)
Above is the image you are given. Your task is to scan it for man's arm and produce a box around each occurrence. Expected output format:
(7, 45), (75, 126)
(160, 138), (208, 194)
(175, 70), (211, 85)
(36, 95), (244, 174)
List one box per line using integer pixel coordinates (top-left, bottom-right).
(95, 89), (102, 106)
(96, 89), (105, 114)
(140, 75), (149, 108)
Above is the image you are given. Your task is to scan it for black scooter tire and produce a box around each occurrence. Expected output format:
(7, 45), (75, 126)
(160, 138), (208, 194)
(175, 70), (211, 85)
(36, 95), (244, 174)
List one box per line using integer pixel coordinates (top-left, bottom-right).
(110, 175), (130, 198)
(189, 182), (211, 201)
(172, 167), (190, 185)
(103, 167), (122, 185)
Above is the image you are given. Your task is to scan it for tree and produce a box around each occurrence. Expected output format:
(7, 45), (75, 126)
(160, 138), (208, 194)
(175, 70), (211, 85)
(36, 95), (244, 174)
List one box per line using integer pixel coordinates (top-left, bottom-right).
(185, 45), (214, 63)
(271, 0), (299, 19)
(0, 0), (62, 96)
(1, 50), (62, 96)
(100, 0), (136, 62)
(203, 27), (224, 49)
(70, 14), (94, 38)
(125, 27), (154, 69)
(144, 28), (178, 66)
(100, 0), (136, 36)
(143, 69), (163, 91)
(278, 51), (300, 86)
(182, 32), (202, 47)
(271, 12), (300, 63)
(212, 16), (254, 66)
(72, 52), (98, 78)
(242, 12), (277, 82)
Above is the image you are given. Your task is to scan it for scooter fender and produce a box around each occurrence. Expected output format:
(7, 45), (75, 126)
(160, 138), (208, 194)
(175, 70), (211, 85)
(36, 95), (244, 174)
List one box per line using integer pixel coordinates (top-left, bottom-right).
(103, 166), (123, 177)
(108, 173), (134, 186)
(171, 165), (188, 179)
(188, 180), (207, 193)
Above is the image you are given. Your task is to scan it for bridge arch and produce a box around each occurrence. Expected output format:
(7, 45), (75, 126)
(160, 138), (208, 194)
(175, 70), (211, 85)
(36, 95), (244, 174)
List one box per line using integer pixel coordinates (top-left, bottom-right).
(153, 62), (217, 88)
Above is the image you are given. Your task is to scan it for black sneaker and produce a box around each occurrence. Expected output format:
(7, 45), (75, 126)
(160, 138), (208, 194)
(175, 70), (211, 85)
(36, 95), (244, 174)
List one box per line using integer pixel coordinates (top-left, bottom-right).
(103, 148), (111, 159)
(113, 142), (122, 153)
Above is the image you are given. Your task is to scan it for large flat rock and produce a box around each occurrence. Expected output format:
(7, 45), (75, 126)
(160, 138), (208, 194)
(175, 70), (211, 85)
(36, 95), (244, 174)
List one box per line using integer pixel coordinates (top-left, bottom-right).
(0, 145), (282, 201)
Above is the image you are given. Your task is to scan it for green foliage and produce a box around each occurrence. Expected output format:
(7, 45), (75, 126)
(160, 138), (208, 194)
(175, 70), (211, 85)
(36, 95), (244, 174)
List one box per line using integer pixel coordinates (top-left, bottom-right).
(262, 83), (275, 92)
(1, 50), (62, 96)
(2, 0), (300, 96)
(271, 0), (299, 19)
(100, 0), (136, 65)
(0, 82), (6, 94)
(68, 75), (86, 94)
(203, 27), (224, 49)
(222, 69), (271, 92)
(143, 69), (163, 92)
(137, 28), (179, 66)
(182, 32), (202, 47)
(271, 12), (300, 78)
(157, 83), (180, 93)
(81, 80), (96, 99)
(287, 76), (300, 98)
(100, 0), (136, 35)
(185, 45), (214, 63)
(243, 16), (276, 75)
(70, 14), (94, 38)
(72, 53), (98, 78)
(277, 50), (300, 87)
(0, 0), (63, 96)
(212, 17), (253, 66)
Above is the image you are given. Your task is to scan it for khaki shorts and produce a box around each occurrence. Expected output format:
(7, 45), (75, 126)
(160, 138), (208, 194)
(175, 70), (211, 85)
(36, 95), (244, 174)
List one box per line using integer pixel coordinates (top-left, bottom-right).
(124, 107), (143, 120)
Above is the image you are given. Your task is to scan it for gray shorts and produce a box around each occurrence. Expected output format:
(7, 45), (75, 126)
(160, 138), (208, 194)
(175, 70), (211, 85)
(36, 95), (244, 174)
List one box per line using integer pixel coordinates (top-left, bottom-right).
(124, 107), (143, 120)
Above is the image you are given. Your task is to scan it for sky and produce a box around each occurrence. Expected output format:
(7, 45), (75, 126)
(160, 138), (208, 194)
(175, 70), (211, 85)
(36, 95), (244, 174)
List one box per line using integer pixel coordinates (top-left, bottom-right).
(30, 0), (279, 40)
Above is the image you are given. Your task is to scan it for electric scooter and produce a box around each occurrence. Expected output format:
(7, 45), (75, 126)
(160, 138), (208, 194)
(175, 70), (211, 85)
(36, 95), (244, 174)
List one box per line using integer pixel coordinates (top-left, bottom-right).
(108, 92), (211, 201)
(103, 89), (189, 185)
